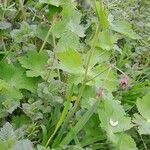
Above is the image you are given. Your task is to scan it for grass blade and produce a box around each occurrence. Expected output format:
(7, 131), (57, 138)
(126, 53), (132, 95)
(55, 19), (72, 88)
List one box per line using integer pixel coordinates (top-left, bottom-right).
(41, 125), (48, 146)
(60, 99), (100, 146)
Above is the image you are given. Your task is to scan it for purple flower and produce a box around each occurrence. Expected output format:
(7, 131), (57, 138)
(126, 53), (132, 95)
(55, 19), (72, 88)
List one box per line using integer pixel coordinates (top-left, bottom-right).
(120, 75), (129, 89)
(96, 87), (104, 98)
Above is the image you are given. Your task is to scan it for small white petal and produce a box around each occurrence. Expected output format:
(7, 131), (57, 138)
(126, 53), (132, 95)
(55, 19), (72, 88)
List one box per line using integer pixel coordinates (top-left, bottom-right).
(109, 118), (118, 127)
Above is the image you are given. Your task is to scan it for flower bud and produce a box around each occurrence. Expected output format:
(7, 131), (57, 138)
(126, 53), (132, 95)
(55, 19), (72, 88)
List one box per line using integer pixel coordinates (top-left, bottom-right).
(119, 75), (129, 90)
(96, 87), (104, 98)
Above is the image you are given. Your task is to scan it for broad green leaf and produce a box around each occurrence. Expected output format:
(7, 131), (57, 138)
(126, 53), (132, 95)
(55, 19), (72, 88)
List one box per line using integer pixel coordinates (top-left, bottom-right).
(98, 29), (113, 50)
(51, 0), (82, 50)
(98, 99), (133, 134)
(46, 5), (62, 21)
(0, 62), (37, 93)
(111, 20), (141, 39)
(52, 20), (66, 38)
(133, 113), (150, 135)
(56, 31), (80, 51)
(61, 1), (81, 23)
(0, 62), (37, 114)
(39, 0), (61, 7)
(18, 50), (48, 78)
(61, 99), (100, 145)
(133, 93), (150, 135)
(67, 20), (85, 37)
(136, 92), (150, 121)
(81, 86), (96, 109)
(35, 24), (53, 44)
(81, 114), (106, 147)
(114, 133), (138, 150)
(93, 64), (118, 92)
(89, 48), (111, 69)
(0, 80), (22, 114)
(57, 49), (84, 74)
(12, 115), (30, 128)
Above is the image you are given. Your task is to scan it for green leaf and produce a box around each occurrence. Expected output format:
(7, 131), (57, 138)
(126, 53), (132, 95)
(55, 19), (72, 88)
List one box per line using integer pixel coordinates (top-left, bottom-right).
(0, 62), (37, 93)
(46, 5), (62, 21)
(0, 80), (22, 114)
(0, 79), (8, 90)
(111, 20), (141, 39)
(61, 99), (100, 145)
(52, 20), (66, 38)
(12, 115), (30, 128)
(98, 99), (133, 134)
(57, 49), (84, 74)
(98, 29), (113, 50)
(0, 62), (37, 114)
(39, 0), (61, 7)
(22, 100), (43, 121)
(133, 113), (150, 135)
(94, 1), (109, 29)
(93, 64), (118, 92)
(35, 24), (53, 44)
(18, 50), (48, 77)
(136, 92), (150, 121)
(89, 48), (111, 69)
(133, 93), (150, 135)
(10, 22), (33, 43)
(56, 31), (80, 51)
(81, 114), (106, 147)
(0, 62), (37, 113)
(67, 20), (85, 37)
(40, 125), (48, 146)
(51, 0), (82, 50)
(114, 133), (138, 150)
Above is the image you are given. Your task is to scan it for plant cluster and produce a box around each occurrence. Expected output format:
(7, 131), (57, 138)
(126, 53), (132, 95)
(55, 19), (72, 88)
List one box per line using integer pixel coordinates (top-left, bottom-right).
(0, 0), (150, 150)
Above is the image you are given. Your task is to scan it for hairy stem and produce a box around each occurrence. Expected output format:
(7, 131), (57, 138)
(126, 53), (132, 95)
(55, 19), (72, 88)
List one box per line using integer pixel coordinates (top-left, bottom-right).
(45, 1), (101, 147)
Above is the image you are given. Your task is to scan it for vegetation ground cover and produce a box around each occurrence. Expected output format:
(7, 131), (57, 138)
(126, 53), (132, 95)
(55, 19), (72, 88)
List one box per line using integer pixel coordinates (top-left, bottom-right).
(0, 0), (150, 149)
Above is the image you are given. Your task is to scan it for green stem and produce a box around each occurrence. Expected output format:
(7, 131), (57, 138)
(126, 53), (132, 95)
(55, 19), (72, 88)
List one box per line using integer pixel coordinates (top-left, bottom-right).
(52, 23), (101, 148)
(52, 33), (61, 81)
(114, 66), (126, 75)
(45, 1), (101, 147)
(18, 0), (26, 20)
(44, 32), (61, 81)
(84, 25), (101, 81)
(39, 21), (54, 53)
(2, 0), (7, 18)
(1, 43), (16, 61)
(86, 67), (109, 83)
